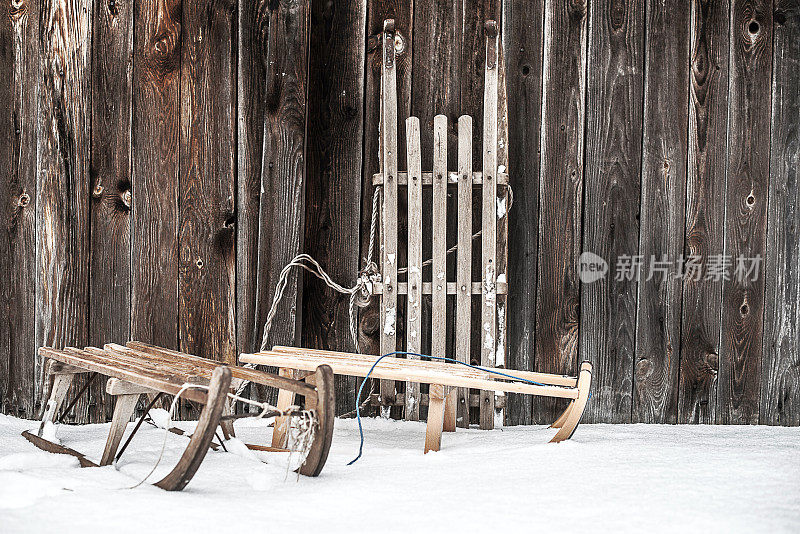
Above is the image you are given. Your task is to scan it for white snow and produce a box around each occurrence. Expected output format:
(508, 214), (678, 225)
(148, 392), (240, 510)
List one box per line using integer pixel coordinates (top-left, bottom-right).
(0, 413), (798, 532)
(384, 306), (396, 336)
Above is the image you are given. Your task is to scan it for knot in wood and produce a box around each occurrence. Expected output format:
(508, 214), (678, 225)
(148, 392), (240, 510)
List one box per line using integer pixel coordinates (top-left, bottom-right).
(18, 193), (30, 207)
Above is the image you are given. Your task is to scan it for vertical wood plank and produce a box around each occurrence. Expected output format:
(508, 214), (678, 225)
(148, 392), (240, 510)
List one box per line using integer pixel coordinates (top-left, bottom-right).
(179, 0), (236, 364)
(36, 0), (93, 421)
(253, 0), (311, 353)
(718, 0), (772, 424)
(405, 117), (422, 420)
(89, 0), (134, 422)
(496, 40), (510, 427)
(455, 115), (473, 428)
(379, 19), (399, 409)
(359, 2), (412, 363)
(761, 1), (800, 426)
(1, 0), (39, 418)
(536, 0), (589, 423)
(236, 0), (269, 357)
(432, 115), (448, 360)
(633, 0), (690, 424)
(302, 0), (367, 416)
(502, 0), (545, 426)
(679, 0), (730, 424)
(131, 0), (181, 350)
(480, 22), (498, 430)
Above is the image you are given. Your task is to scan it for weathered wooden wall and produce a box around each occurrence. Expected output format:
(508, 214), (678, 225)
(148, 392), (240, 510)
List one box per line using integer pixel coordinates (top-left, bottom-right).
(1, 0), (798, 425)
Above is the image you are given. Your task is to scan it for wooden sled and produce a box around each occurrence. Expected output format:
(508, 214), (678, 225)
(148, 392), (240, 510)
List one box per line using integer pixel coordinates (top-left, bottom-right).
(241, 19), (593, 453)
(25, 342), (335, 490)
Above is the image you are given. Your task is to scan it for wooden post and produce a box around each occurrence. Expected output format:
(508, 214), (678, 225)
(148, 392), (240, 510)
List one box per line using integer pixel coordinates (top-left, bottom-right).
(379, 19), (399, 414)
(405, 116), (423, 421)
(101, 393), (141, 465)
(455, 115), (473, 428)
(480, 21), (499, 430)
(424, 384), (446, 453)
(272, 367), (297, 448)
(432, 114), (448, 363)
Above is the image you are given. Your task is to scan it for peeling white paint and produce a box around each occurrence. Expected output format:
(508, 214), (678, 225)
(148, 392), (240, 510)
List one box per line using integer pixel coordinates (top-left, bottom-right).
(388, 253), (396, 265)
(498, 164), (506, 173)
(384, 306), (396, 336)
(497, 197), (506, 219)
(497, 273), (506, 284)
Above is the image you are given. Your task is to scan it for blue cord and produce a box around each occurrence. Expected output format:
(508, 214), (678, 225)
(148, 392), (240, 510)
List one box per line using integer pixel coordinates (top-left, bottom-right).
(347, 351), (549, 465)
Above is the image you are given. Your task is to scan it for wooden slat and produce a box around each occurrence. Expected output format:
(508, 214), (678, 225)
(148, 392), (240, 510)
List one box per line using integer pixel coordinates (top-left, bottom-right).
(503, 0), (545, 427)
(241, 353), (579, 399)
(761, 1), (800, 426)
(0, 0), (38, 418)
(479, 21), (499, 430)
(36, 0), (93, 424)
(405, 116), (423, 420)
(455, 115), (473, 428)
(301, 0), (367, 416)
(538, 0), (590, 424)
(719, 0), (772, 424)
(179, 0), (236, 365)
(678, 0), (729, 424)
(88, 0), (134, 422)
(371, 171), (509, 186)
(633, 0), (690, 424)
(236, 0), (271, 357)
(432, 114), (448, 363)
(131, 0), (181, 350)
(379, 19), (399, 410)
(253, 0), (310, 353)
(372, 281), (507, 295)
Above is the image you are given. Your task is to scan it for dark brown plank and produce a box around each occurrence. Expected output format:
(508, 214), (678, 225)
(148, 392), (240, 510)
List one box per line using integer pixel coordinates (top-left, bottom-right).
(718, 0), (772, 424)
(581, 0), (645, 424)
(533, 0), (588, 423)
(236, 0), (269, 356)
(502, 0), (545, 426)
(178, 0), (236, 364)
(0, 0), (39, 418)
(632, 0), (690, 423)
(89, 0), (135, 422)
(359, 1), (413, 416)
(761, 1), (799, 426)
(678, 0), (730, 424)
(36, 0), (93, 422)
(131, 0), (181, 350)
(302, 0), (367, 415)
(252, 0), (311, 352)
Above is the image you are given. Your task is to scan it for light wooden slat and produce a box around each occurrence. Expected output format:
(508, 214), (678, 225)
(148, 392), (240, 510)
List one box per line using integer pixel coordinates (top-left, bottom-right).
(432, 114), (448, 362)
(100, 394), (140, 465)
(405, 116), (423, 421)
(379, 20), (399, 411)
(240, 353), (579, 399)
(371, 170), (509, 186)
(480, 21), (499, 430)
(424, 384), (446, 453)
(372, 281), (507, 295)
(495, 36), (510, 429)
(456, 115), (473, 428)
(267, 346), (579, 386)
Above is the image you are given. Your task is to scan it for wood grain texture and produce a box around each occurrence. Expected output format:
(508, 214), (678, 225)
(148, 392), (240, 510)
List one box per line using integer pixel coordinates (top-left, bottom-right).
(534, 0), (588, 423)
(252, 0), (310, 352)
(580, 0), (645, 424)
(302, 0), (367, 416)
(36, 0), (93, 422)
(178, 0), (236, 364)
(678, 0), (729, 424)
(358, 1), (412, 366)
(131, 0), (181, 349)
(718, 0), (772, 424)
(502, 0), (544, 426)
(761, 0), (799, 426)
(633, 0), (689, 424)
(1, 0), (39, 418)
(89, 0), (134, 422)
(236, 0), (269, 356)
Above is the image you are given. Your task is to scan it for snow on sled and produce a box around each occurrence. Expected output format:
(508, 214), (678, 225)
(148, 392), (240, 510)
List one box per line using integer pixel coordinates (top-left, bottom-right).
(24, 342), (335, 490)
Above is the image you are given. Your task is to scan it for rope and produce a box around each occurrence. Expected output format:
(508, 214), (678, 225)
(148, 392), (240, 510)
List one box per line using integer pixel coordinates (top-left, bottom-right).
(347, 349), (542, 465)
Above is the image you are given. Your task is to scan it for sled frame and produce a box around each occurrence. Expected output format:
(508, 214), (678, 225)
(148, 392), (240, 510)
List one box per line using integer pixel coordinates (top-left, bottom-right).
(26, 342), (335, 490)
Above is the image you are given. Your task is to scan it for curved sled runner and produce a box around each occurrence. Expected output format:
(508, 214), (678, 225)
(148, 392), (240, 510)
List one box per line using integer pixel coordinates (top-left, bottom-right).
(25, 343), (336, 490)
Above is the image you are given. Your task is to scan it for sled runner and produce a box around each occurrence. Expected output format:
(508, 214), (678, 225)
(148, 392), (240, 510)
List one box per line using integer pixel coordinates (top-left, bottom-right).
(242, 19), (592, 454)
(25, 342), (335, 490)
